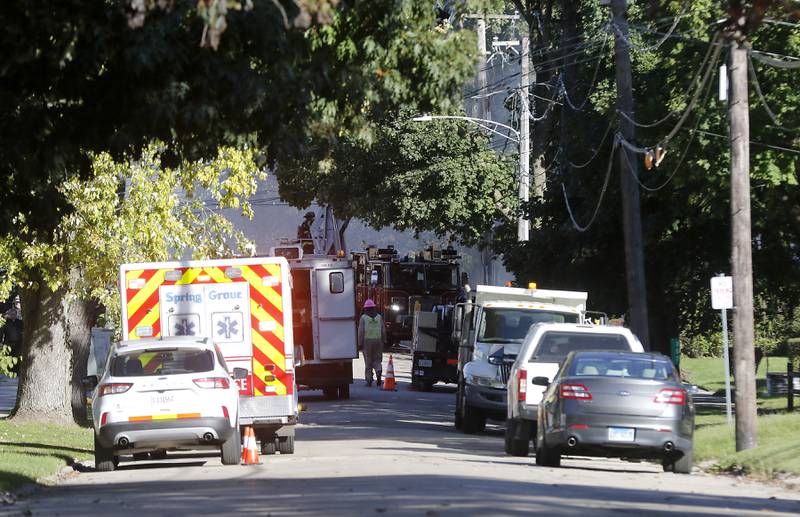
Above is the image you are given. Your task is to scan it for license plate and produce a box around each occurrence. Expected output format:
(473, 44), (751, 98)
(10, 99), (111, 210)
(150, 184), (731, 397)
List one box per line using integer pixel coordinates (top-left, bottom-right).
(151, 394), (175, 406)
(607, 427), (635, 442)
(418, 359), (432, 368)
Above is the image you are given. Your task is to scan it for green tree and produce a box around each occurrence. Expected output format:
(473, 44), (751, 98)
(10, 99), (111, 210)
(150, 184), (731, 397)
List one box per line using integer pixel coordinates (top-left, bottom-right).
(0, 143), (262, 422)
(0, 0), (483, 422)
(276, 108), (517, 247)
(495, 0), (800, 356)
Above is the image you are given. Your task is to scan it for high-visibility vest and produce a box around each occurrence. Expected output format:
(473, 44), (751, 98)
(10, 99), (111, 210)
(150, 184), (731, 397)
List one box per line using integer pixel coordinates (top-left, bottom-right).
(363, 315), (382, 340)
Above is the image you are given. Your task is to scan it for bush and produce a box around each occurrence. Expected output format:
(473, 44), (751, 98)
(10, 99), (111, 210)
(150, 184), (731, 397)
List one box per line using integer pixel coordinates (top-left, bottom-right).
(682, 332), (723, 358)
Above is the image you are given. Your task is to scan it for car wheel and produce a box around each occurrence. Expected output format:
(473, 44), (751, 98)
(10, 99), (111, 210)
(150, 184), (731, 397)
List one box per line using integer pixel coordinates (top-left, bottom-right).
(454, 382), (464, 430)
(505, 418), (531, 457)
(462, 402), (486, 434)
(535, 434), (561, 468)
(670, 448), (693, 474)
(94, 433), (116, 472)
(422, 381), (434, 392)
(220, 426), (241, 465)
(338, 384), (350, 400)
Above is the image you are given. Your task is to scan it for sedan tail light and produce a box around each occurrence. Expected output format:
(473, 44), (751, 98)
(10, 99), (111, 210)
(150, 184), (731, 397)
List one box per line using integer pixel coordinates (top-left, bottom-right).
(98, 383), (132, 397)
(654, 388), (686, 405)
(194, 377), (231, 389)
(517, 368), (527, 402)
(560, 383), (592, 400)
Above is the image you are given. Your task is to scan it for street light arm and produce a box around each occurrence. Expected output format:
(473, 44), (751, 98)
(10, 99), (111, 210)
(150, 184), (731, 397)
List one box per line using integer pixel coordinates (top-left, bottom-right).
(412, 115), (520, 142)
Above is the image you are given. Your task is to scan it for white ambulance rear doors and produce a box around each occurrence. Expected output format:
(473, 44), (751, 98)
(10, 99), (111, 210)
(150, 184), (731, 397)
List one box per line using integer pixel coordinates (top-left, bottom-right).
(314, 267), (357, 360)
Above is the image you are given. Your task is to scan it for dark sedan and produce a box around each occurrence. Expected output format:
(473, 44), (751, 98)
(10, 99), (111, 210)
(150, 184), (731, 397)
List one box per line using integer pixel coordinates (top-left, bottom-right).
(534, 351), (694, 474)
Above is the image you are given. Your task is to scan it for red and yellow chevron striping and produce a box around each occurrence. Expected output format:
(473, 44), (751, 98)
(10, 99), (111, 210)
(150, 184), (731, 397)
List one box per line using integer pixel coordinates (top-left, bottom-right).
(124, 263), (292, 397)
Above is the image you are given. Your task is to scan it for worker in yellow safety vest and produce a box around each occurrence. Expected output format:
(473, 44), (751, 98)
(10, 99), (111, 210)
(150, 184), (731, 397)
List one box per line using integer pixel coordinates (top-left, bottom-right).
(357, 298), (386, 387)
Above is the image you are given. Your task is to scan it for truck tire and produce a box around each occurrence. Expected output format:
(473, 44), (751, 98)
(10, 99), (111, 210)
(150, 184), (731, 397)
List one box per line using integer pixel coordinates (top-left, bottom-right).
(462, 403), (486, 434)
(338, 384), (350, 400)
(94, 433), (116, 472)
(323, 387), (338, 400)
(278, 436), (295, 454)
(220, 426), (241, 465)
(261, 439), (277, 455)
(505, 418), (531, 457)
(665, 449), (693, 474)
(454, 382), (464, 430)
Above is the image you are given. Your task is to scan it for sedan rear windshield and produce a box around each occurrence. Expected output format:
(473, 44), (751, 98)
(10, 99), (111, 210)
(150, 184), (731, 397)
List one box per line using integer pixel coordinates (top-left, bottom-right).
(110, 348), (214, 377)
(531, 332), (631, 362)
(569, 355), (676, 380)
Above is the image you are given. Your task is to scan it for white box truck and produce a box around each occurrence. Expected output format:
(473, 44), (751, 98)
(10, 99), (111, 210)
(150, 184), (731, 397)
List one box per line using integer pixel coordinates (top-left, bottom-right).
(453, 284), (588, 436)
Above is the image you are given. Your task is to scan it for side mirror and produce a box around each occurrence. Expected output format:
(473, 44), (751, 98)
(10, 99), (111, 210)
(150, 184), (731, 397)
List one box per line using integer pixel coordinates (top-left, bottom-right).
(488, 349), (505, 365)
(81, 375), (99, 389)
(532, 376), (550, 387)
(232, 367), (248, 380)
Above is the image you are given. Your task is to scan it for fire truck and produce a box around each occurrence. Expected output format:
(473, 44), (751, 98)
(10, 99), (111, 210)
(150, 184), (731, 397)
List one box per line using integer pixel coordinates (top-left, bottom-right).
(271, 243), (357, 400)
(119, 257), (299, 455)
(351, 245), (461, 349)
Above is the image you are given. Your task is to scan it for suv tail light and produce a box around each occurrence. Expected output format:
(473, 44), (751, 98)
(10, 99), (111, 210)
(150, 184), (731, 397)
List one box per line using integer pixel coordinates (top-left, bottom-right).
(560, 383), (592, 400)
(194, 377), (231, 389)
(654, 388), (686, 405)
(98, 383), (132, 397)
(517, 368), (527, 402)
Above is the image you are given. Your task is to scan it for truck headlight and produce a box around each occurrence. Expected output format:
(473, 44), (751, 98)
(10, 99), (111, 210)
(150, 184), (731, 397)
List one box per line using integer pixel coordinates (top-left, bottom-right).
(467, 374), (505, 389)
(390, 304), (402, 312)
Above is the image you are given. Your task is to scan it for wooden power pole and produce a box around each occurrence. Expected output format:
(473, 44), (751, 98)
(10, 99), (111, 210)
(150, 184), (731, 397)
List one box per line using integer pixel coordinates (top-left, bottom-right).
(610, 0), (651, 349)
(727, 12), (758, 452)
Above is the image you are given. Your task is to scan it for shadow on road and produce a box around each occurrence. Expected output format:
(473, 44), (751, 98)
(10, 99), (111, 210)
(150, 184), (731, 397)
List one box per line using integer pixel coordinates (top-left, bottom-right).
(20, 473), (800, 516)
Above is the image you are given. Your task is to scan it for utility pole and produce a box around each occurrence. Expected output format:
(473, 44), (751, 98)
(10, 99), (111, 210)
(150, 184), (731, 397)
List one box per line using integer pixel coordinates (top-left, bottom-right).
(518, 35), (531, 242)
(727, 12), (758, 452)
(610, 0), (650, 349)
(475, 16), (494, 283)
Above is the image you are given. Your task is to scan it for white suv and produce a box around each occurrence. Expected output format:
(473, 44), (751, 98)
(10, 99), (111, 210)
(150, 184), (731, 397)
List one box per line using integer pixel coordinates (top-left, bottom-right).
(505, 323), (645, 456)
(84, 337), (244, 471)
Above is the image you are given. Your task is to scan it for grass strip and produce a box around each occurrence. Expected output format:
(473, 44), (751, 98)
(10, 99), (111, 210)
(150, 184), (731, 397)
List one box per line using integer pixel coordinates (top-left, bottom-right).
(695, 412), (800, 477)
(0, 419), (93, 492)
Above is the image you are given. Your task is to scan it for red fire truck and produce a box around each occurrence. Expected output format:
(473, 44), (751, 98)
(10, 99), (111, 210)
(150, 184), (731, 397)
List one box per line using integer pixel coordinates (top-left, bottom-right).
(351, 245), (461, 348)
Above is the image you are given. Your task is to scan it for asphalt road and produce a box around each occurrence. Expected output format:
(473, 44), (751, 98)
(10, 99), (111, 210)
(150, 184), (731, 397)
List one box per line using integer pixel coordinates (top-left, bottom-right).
(4, 353), (800, 516)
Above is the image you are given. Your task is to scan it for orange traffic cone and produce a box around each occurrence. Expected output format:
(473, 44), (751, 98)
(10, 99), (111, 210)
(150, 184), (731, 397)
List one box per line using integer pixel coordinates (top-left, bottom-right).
(241, 426), (260, 465)
(383, 355), (397, 391)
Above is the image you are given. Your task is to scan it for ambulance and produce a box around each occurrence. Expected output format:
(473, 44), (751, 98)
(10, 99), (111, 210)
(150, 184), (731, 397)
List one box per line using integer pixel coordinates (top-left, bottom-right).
(120, 256), (299, 455)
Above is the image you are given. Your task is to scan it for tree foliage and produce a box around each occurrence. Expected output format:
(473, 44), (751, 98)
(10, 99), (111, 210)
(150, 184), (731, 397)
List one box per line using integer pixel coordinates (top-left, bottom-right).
(277, 109), (517, 244)
(494, 0), (800, 354)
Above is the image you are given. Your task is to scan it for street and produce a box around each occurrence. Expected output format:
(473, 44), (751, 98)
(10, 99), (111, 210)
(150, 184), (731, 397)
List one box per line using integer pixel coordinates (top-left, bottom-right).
(4, 353), (800, 517)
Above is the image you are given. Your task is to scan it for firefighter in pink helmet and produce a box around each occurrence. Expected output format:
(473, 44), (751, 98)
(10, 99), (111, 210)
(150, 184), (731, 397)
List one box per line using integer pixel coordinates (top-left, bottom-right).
(357, 298), (386, 386)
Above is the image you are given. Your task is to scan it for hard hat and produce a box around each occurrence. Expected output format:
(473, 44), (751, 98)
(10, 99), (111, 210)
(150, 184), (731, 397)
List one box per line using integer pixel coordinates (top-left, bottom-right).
(363, 299), (376, 309)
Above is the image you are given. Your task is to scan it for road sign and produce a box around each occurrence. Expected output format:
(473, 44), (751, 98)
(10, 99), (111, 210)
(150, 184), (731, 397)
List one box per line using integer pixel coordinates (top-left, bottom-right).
(711, 275), (733, 310)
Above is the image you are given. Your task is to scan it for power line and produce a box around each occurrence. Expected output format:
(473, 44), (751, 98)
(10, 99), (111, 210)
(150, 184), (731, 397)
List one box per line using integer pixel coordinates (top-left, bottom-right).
(561, 137), (619, 233)
(747, 54), (800, 132)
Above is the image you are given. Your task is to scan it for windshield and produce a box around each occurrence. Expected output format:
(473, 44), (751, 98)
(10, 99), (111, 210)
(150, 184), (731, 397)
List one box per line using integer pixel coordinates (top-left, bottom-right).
(532, 332), (630, 363)
(569, 354), (676, 380)
(478, 308), (579, 344)
(110, 348), (214, 377)
(388, 263), (458, 291)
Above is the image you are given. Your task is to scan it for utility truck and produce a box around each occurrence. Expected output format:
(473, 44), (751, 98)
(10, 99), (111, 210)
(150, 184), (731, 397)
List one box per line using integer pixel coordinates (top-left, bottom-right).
(120, 257), (299, 455)
(453, 284), (588, 434)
